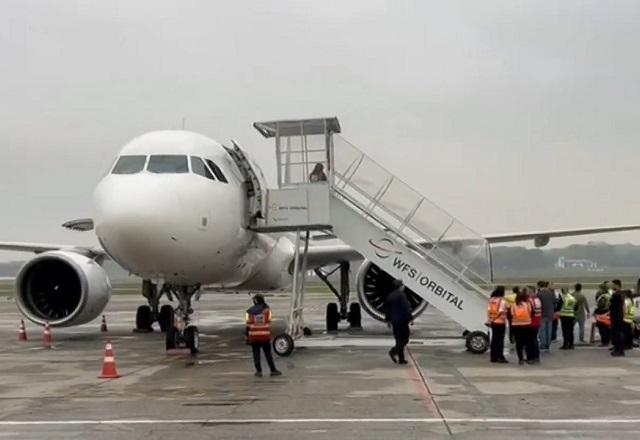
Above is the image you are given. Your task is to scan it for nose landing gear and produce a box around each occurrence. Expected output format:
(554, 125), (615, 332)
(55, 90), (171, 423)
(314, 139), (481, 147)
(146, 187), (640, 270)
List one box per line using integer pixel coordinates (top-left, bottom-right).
(134, 281), (200, 354)
(164, 284), (200, 355)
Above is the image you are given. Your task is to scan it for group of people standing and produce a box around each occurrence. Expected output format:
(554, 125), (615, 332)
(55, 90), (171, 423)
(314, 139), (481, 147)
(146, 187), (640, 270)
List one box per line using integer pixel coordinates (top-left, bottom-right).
(487, 280), (637, 364)
(592, 280), (638, 356)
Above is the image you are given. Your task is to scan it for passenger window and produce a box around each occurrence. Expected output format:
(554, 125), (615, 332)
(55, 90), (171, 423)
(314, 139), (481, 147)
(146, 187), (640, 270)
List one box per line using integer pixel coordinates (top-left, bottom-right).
(112, 155), (147, 174)
(147, 155), (188, 174)
(205, 160), (228, 183)
(191, 156), (215, 180)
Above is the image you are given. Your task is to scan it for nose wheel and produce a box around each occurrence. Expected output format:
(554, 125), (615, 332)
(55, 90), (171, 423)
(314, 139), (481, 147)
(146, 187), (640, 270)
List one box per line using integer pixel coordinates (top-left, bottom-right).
(163, 284), (200, 354)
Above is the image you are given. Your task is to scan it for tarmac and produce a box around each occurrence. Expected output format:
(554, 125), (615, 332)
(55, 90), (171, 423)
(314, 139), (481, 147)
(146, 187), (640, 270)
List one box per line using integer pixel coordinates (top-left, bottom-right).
(1, 291), (640, 439)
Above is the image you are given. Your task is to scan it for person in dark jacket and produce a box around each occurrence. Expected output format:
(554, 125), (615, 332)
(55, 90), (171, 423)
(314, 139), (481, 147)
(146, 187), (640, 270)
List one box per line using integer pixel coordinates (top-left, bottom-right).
(385, 280), (412, 365)
(610, 280), (626, 357)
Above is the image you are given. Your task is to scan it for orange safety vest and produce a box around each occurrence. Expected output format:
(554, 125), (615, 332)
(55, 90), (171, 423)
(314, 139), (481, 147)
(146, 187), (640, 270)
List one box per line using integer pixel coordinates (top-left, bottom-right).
(246, 308), (272, 343)
(510, 302), (532, 326)
(487, 298), (506, 325)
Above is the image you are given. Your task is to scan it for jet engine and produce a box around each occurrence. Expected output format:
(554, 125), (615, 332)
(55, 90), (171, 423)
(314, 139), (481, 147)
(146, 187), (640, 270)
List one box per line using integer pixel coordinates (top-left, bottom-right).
(356, 260), (428, 322)
(15, 251), (112, 327)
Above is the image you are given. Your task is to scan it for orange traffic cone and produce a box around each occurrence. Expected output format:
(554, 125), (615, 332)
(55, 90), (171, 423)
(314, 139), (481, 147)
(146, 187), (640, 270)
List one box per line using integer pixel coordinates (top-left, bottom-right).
(100, 315), (108, 332)
(18, 320), (28, 341)
(43, 322), (53, 347)
(99, 340), (121, 379)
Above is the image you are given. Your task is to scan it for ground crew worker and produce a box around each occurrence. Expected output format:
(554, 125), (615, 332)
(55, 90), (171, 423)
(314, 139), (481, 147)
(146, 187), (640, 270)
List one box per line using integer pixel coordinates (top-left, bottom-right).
(509, 290), (533, 365)
(246, 294), (282, 377)
(527, 286), (542, 362)
(385, 279), (412, 365)
(573, 283), (590, 343)
(623, 290), (636, 350)
(505, 287), (518, 344)
(610, 280), (626, 357)
(593, 285), (612, 346)
(537, 281), (555, 351)
(559, 288), (577, 350)
(487, 286), (508, 363)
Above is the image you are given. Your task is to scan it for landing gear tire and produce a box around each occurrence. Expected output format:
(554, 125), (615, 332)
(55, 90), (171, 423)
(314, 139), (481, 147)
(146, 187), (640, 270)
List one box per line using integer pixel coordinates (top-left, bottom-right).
(326, 302), (339, 332)
(347, 303), (362, 328)
(158, 305), (174, 333)
(273, 334), (294, 357)
(185, 326), (199, 355)
(465, 330), (489, 354)
(136, 305), (153, 331)
(165, 326), (178, 351)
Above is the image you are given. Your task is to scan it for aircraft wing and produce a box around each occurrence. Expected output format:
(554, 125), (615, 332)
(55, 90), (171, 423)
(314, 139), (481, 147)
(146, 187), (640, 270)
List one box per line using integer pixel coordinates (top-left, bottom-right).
(0, 242), (107, 259)
(484, 224), (640, 246)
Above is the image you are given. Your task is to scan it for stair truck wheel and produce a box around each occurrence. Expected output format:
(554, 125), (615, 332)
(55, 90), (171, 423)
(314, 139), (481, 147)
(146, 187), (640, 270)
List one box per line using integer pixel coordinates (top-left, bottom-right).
(185, 326), (199, 354)
(158, 305), (174, 333)
(165, 326), (178, 351)
(347, 303), (362, 328)
(465, 330), (489, 354)
(136, 305), (153, 331)
(326, 303), (340, 332)
(273, 334), (294, 357)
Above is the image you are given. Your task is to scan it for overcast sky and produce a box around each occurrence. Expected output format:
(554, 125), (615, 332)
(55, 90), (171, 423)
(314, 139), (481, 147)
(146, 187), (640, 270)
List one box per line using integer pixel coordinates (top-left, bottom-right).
(1, 1), (640, 261)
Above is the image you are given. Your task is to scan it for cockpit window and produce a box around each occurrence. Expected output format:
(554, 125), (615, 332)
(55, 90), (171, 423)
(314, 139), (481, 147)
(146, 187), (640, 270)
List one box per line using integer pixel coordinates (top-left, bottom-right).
(112, 155), (147, 174)
(191, 156), (215, 180)
(147, 155), (188, 174)
(205, 159), (228, 183)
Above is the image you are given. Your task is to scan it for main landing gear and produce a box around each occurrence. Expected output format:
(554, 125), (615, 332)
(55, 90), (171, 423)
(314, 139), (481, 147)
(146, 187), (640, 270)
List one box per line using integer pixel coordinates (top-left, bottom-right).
(134, 280), (200, 354)
(314, 262), (362, 332)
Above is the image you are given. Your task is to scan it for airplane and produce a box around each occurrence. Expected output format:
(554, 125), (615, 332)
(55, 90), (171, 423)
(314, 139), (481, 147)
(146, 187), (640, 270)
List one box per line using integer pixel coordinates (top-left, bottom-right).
(2, 128), (640, 354)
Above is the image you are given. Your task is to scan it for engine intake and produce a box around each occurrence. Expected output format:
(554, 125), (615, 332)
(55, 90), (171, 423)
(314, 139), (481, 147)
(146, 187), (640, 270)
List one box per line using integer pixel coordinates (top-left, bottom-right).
(16, 251), (112, 327)
(356, 260), (428, 322)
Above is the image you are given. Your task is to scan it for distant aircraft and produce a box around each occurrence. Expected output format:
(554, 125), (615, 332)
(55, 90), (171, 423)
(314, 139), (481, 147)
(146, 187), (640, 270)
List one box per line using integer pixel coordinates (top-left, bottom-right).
(2, 129), (639, 353)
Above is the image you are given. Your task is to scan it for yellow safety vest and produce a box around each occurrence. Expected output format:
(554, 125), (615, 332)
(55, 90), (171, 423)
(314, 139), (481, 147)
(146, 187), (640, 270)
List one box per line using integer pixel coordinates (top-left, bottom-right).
(559, 293), (576, 318)
(624, 298), (636, 324)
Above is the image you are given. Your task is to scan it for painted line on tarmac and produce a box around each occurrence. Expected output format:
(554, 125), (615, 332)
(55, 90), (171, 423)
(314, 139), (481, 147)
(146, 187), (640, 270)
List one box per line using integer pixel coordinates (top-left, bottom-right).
(4, 418), (640, 426)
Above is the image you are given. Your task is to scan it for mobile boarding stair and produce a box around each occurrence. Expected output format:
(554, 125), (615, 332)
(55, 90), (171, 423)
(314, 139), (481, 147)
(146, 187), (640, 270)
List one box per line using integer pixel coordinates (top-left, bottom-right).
(246, 117), (492, 356)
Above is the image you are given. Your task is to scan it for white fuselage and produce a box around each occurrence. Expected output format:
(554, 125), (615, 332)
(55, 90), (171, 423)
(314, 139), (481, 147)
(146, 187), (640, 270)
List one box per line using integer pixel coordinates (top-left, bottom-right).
(93, 130), (293, 288)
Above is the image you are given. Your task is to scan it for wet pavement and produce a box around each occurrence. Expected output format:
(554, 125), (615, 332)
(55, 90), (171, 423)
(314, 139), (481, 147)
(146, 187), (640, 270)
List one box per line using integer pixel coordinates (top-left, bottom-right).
(0, 292), (639, 439)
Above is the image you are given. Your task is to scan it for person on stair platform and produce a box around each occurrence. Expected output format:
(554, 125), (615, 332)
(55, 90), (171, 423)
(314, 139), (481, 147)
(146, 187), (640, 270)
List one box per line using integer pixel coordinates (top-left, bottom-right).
(385, 280), (412, 365)
(487, 286), (508, 363)
(246, 294), (282, 377)
(309, 163), (327, 182)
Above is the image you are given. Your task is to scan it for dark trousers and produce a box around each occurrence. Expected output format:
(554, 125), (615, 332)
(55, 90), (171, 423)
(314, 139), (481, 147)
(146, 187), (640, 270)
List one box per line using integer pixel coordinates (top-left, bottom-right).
(611, 323), (625, 354)
(530, 326), (540, 360)
(560, 317), (575, 348)
(512, 326), (531, 362)
(251, 342), (277, 373)
(490, 324), (506, 361)
(624, 322), (634, 349)
(552, 319), (558, 340)
(391, 321), (410, 362)
(596, 322), (610, 345)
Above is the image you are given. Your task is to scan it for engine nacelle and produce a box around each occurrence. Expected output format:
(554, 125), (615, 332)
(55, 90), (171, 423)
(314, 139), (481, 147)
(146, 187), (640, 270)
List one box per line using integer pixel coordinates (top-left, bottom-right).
(356, 260), (429, 322)
(15, 251), (112, 327)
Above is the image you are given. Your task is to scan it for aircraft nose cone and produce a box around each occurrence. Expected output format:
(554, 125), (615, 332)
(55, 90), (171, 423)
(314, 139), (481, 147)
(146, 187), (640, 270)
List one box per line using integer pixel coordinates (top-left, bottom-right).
(93, 175), (185, 274)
